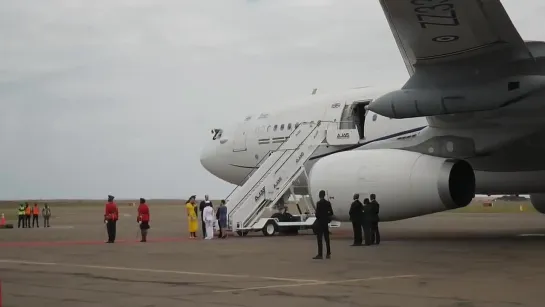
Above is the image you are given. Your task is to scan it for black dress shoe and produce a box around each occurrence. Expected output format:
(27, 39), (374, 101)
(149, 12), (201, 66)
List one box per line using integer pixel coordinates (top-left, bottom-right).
(350, 243), (362, 246)
(326, 254), (331, 259)
(313, 255), (323, 259)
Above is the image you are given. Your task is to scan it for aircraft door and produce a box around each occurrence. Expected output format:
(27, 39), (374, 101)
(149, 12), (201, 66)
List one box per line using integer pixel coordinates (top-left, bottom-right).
(233, 125), (247, 152)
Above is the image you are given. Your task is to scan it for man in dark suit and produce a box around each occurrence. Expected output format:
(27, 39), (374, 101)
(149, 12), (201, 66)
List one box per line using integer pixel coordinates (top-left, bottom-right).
(199, 195), (213, 238)
(369, 193), (380, 245)
(313, 190), (334, 259)
(349, 193), (364, 246)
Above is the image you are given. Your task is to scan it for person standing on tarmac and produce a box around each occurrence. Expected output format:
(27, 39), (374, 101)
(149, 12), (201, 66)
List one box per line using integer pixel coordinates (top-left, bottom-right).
(362, 198), (372, 246)
(32, 203), (40, 228)
(17, 203), (25, 228)
(104, 195), (119, 243)
(24, 203), (31, 228)
(137, 198), (150, 242)
(42, 203), (51, 227)
(199, 195), (213, 238)
(216, 199), (227, 239)
(369, 194), (381, 245)
(313, 190), (334, 259)
(186, 196), (198, 238)
(349, 194), (364, 246)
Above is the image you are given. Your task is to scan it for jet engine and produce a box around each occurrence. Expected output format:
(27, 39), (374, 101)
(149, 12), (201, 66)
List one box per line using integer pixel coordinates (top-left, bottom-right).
(529, 194), (545, 214)
(308, 149), (476, 221)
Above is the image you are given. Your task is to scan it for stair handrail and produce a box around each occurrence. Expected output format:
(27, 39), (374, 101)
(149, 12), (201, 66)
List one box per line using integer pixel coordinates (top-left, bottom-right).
(226, 122), (315, 223)
(238, 123), (322, 227)
(224, 121), (313, 201)
(273, 121), (324, 174)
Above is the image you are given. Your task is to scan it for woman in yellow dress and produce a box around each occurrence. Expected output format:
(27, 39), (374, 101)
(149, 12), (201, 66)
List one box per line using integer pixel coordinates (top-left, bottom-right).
(186, 195), (198, 238)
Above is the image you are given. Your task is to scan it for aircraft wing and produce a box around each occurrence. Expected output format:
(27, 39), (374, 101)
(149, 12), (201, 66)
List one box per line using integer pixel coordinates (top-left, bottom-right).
(379, 0), (531, 77)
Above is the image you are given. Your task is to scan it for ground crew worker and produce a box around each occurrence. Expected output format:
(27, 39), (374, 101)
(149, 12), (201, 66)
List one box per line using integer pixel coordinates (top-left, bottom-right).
(313, 190), (333, 259)
(104, 195), (119, 243)
(17, 203), (25, 228)
(137, 198), (150, 242)
(24, 203), (31, 228)
(362, 198), (372, 246)
(186, 196), (198, 238)
(199, 195), (213, 238)
(32, 203), (40, 227)
(42, 203), (51, 227)
(349, 193), (364, 246)
(369, 194), (381, 245)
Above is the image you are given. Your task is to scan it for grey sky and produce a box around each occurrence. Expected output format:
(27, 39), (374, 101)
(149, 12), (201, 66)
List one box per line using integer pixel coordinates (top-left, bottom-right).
(1, 0), (543, 200)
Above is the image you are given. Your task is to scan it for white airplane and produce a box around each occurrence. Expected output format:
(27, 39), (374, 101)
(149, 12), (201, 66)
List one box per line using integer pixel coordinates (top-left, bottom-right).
(200, 0), (545, 226)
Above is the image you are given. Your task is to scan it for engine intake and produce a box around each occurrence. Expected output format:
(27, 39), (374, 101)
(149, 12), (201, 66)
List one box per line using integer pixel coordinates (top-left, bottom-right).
(308, 149), (475, 221)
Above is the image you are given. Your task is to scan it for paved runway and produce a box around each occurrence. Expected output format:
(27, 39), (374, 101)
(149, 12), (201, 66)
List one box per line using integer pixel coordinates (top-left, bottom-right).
(1, 205), (545, 306)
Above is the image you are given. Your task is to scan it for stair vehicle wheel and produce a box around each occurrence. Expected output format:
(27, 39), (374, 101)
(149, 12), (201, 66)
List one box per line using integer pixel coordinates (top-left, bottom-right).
(262, 220), (278, 236)
(236, 230), (249, 237)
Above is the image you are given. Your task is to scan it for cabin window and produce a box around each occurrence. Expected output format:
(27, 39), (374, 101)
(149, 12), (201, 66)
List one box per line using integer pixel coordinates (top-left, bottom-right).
(295, 122), (300, 128)
(274, 125), (278, 131)
(372, 114), (378, 121)
(280, 124), (284, 131)
(287, 123), (292, 130)
(310, 121), (315, 126)
(267, 125), (271, 132)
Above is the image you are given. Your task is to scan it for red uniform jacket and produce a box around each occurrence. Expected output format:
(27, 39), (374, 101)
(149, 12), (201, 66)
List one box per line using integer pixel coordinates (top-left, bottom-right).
(137, 204), (150, 223)
(104, 202), (119, 221)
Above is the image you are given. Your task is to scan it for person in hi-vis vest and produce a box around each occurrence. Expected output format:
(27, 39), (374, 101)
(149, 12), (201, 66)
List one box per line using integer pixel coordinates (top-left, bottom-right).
(24, 203), (31, 228)
(32, 203), (40, 227)
(17, 204), (25, 228)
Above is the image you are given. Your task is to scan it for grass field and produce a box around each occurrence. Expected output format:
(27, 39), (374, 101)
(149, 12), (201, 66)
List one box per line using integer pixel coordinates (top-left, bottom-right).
(0, 199), (538, 222)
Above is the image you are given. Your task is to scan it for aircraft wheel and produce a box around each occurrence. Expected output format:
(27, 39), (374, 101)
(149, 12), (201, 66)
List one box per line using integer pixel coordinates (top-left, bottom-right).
(262, 221), (278, 236)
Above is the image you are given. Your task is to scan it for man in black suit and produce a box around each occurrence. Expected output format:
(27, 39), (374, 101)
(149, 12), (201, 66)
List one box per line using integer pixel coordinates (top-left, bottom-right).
(349, 193), (364, 246)
(199, 195), (213, 238)
(313, 190), (334, 259)
(369, 193), (380, 245)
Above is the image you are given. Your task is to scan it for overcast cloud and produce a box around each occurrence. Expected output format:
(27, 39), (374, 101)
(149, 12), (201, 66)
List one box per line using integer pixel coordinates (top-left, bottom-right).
(0, 0), (543, 200)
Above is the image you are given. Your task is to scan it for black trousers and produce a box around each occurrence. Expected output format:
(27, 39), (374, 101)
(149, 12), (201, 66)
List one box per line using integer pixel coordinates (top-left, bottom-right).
(18, 216), (25, 228)
(371, 221), (380, 244)
(362, 221), (372, 245)
(25, 215), (30, 227)
(32, 215), (39, 227)
(351, 221), (362, 245)
(201, 220), (206, 238)
(315, 224), (331, 256)
(106, 220), (117, 242)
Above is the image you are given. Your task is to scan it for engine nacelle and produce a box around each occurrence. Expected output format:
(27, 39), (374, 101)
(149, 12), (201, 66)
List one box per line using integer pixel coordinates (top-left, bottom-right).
(308, 149), (476, 221)
(529, 194), (545, 214)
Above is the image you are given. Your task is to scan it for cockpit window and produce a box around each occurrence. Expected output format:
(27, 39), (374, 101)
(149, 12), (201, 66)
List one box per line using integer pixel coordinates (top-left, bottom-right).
(212, 129), (223, 140)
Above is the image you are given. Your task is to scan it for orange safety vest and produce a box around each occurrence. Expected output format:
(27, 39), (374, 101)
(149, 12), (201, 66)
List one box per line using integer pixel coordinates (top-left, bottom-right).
(25, 207), (31, 215)
(33, 207), (39, 215)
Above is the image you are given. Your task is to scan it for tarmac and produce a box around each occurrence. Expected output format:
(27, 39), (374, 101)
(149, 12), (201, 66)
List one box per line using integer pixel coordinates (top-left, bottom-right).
(1, 205), (545, 307)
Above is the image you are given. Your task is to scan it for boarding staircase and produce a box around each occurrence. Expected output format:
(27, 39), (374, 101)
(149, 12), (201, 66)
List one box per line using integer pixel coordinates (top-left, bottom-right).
(225, 121), (328, 233)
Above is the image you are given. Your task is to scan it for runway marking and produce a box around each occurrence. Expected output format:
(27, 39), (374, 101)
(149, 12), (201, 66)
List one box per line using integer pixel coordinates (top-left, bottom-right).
(213, 274), (419, 293)
(0, 237), (187, 247)
(0, 259), (322, 283)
